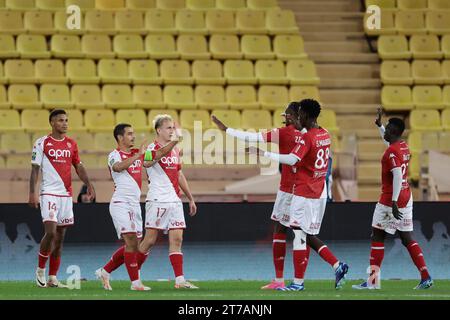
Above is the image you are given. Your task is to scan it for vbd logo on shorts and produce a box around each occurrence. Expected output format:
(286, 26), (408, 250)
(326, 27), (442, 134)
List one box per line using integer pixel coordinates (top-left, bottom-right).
(170, 221), (185, 227)
(160, 156), (179, 166)
(48, 149), (71, 160)
(61, 217), (73, 224)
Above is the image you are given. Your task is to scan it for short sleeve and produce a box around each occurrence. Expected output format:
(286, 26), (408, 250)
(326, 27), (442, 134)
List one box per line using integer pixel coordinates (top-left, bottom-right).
(262, 128), (280, 144)
(71, 141), (81, 166)
(31, 138), (44, 166)
(291, 135), (311, 162)
(387, 148), (401, 171)
(108, 151), (121, 169)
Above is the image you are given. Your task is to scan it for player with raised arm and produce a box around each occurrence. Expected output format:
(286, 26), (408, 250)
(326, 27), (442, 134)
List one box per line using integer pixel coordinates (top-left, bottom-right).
(95, 123), (180, 291)
(249, 99), (349, 291)
(138, 115), (199, 289)
(212, 102), (310, 290)
(352, 109), (433, 290)
(29, 109), (96, 288)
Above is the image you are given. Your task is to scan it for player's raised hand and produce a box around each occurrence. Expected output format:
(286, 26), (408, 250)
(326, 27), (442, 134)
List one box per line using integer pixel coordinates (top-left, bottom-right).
(211, 115), (228, 131)
(139, 140), (148, 155)
(28, 193), (39, 209)
(171, 122), (183, 142)
(375, 107), (383, 127)
(391, 201), (403, 220)
(189, 200), (197, 216)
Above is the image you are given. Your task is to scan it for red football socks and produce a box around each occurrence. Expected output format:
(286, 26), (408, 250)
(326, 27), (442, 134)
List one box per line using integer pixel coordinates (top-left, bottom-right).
(273, 233), (286, 279)
(103, 245), (125, 274)
(317, 245), (338, 268)
(38, 250), (50, 269)
(407, 241), (430, 280)
(169, 252), (184, 277)
(48, 255), (61, 276)
(124, 251), (139, 281)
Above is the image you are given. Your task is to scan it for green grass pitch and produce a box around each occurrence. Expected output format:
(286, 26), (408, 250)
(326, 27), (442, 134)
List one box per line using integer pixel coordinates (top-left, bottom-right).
(0, 280), (449, 300)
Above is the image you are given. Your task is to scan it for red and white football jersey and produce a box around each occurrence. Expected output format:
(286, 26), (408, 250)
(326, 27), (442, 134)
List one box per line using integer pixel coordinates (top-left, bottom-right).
(379, 140), (411, 208)
(108, 148), (144, 204)
(31, 135), (81, 197)
(145, 141), (181, 203)
(262, 125), (305, 193)
(291, 127), (331, 199)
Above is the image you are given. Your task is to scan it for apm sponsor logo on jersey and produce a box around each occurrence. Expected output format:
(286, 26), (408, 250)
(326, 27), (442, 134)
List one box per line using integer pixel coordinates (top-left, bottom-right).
(129, 159), (142, 172)
(48, 149), (71, 161)
(160, 156), (179, 167)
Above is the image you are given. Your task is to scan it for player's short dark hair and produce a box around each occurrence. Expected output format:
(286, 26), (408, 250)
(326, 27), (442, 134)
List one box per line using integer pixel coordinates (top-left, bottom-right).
(299, 99), (321, 119)
(388, 117), (405, 136)
(49, 109), (66, 123)
(113, 123), (132, 142)
(286, 101), (302, 115)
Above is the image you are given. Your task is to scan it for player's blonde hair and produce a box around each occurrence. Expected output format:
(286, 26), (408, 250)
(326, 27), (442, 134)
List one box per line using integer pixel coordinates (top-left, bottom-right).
(153, 114), (174, 132)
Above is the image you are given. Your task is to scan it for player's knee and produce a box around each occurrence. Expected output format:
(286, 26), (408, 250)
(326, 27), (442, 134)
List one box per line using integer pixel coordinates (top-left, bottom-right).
(400, 237), (413, 247)
(45, 230), (57, 239)
(170, 236), (183, 247)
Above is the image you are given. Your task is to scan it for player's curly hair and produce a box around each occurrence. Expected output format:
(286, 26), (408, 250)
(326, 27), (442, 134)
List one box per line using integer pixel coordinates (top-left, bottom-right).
(286, 101), (302, 115)
(388, 117), (405, 136)
(299, 99), (321, 118)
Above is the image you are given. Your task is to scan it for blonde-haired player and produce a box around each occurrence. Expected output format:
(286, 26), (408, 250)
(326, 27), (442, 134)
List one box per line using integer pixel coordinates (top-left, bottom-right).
(138, 115), (199, 289)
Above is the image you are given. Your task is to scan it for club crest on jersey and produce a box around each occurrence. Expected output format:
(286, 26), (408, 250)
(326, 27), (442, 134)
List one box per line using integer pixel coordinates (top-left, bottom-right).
(67, 142), (72, 148)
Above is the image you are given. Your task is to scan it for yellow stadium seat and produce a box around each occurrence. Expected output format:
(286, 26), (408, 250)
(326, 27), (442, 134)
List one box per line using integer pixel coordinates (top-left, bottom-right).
(248, 0), (279, 10)
(176, 10), (206, 35)
(68, 132), (94, 151)
(64, 109), (86, 132)
(85, 109), (115, 132)
(148, 109), (179, 129)
(364, 10), (396, 36)
(160, 60), (193, 85)
(192, 60), (225, 85)
(443, 35), (450, 59)
(408, 131), (439, 153)
(186, 0), (214, 10)
(126, 0), (156, 10)
(442, 109), (450, 130)
(273, 35), (307, 61)
(24, 11), (53, 35)
(0, 85), (10, 109)
(444, 86), (450, 109)
(81, 34), (115, 59)
(54, 11), (85, 35)
(145, 9), (176, 35)
(286, 60), (320, 86)
(113, 34), (147, 59)
(266, 10), (299, 35)
(98, 59), (130, 84)
(429, 0), (450, 10)
(164, 85), (196, 110)
(410, 109), (442, 132)
(102, 85), (134, 109)
(0, 110), (21, 132)
(412, 60), (444, 85)
(85, 10), (116, 35)
(206, 10), (237, 34)
(442, 60), (450, 85)
(40, 84), (73, 109)
(4, 60), (36, 84)
(9, 84), (41, 109)
(66, 0), (96, 11)
(426, 11), (450, 35)
(318, 110), (339, 135)
(439, 131), (450, 151)
(36, 0), (65, 10)
(0, 35), (19, 58)
(381, 85), (413, 111)
(408, 131), (423, 153)
(180, 109), (210, 131)
(1, 133), (31, 153)
(0, 63), (5, 85)
(93, 132), (116, 152)
(71, 84), (104, 109)
(410, 35), (443, 59)
(226, 85), (259, 110)
(133, 85), (164, 109)
(51, 35), (83, 58)
(0, 11), (24, 35)
(177, 35), (210, 60)
(35, 60), (66, 84)
(115, 109), (148, 132)
(211, 109), (241, 128)
(21, 109), (50, 132)
(272, 108), (286, 129)
(413, 85), (444, 110)
(397, 0), (427, 10)
(195, 85), (227, 110)
(377, 35), (411, 60)
(365, 0), (396, 10)
(237, 10), (267, 34)
(6, 0), (35, 10)
(78, 154), (100, 168)
(16, 34), (50, 59)
(209, 35), (242, 60)
(241, 35), (274, 60)
(241, 109), (271, 130)
(255, 60), (287, 85)
(145, 34), (179, 60)
(380, 60), (413, 85)
(216, 0), (245, 10)
(395, 11), (426, 35)
(224, 60), (256, 85)
(258, 85), (289, 111)
(66, 59), (99, 84)
(129, 60), (161, 85)
(96, 0), (125, 9)
(289, 86), (321, 102)
(5, 154), (33, 169)
(156, 0), (185, 10)
(115, 10), (145, 34)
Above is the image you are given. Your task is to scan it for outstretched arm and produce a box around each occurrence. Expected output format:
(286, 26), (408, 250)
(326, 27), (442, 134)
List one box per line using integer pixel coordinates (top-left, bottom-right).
(28, 164), (40, 209)
(143, 140), (179, 168)
(246, 147), (299, 166)
(74, 163), (96, 201)
(211, 115), (264, 142)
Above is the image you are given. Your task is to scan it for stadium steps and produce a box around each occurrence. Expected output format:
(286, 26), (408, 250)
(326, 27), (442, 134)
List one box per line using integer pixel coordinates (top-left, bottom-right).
(279, 0), (361, 13)
(317, 64), (381, 89)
